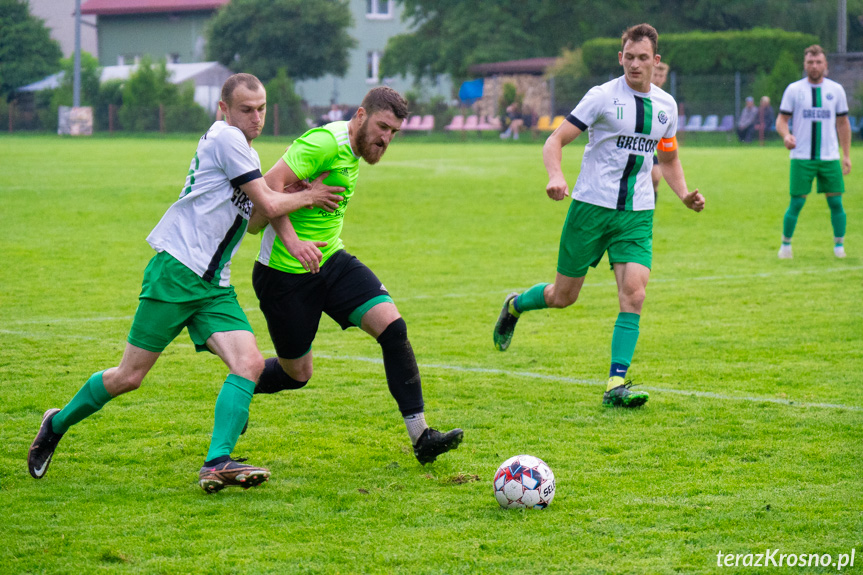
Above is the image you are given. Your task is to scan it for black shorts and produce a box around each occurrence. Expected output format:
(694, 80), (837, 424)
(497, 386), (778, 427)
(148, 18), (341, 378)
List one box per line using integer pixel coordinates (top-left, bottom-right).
(653, 154), (659, 166)
(252, 250), (392, 359)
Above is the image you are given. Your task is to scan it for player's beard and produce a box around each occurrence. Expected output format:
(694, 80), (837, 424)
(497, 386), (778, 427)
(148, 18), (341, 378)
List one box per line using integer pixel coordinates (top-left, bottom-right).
(808, 70), (824, 83)
(355, 118), (387, 165)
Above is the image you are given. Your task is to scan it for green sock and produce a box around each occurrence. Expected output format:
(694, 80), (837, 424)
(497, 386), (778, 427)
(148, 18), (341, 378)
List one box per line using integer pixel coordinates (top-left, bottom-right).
(610, 312), (640, 369)
(205, 374), (256, 463)
(782, 195), (806, 239)
(514, 283), (550, 314)
(826, 195), (846, 239)
(52, 371), (113, 435)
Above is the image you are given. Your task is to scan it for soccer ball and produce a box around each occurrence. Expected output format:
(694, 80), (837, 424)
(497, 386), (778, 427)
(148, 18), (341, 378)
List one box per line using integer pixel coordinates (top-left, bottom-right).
(493, 454), (556, 509)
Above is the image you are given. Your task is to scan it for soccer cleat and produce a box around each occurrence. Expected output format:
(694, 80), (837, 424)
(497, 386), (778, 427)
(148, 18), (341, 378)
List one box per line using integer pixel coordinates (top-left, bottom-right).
(198, 458), (270, 493)
(493, 292), (520, 351)
(413, 427), (464, 465)
(602, 379), (649, 408)
(778, 244), (793, 259)
(28, 408), (63, 479)
(834, 245), (847, 258)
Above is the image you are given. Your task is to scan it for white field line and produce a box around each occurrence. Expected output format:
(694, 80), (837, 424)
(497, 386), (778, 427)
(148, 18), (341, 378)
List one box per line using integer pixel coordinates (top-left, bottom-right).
(313, 352), (862, 413)
(1, 327), (859, 412)
(6, 265), (862, 326)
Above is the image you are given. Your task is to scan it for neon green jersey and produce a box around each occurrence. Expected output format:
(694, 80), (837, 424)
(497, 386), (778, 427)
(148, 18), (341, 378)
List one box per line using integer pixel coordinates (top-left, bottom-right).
(257, 121), (359, 274)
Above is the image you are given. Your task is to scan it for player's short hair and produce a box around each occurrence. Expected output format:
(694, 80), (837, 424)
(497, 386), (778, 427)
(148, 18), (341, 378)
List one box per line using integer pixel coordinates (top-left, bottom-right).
(804, 44), (826, 59)
(221, 73), (264, 106)
(655, 62), (669, 72)
(621, 23), (658, 56)
(360, 87), (408, 120)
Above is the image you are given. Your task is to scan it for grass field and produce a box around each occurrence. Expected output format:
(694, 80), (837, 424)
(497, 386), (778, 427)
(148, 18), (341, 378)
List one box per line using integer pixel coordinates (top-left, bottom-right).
(2, 133), (862, 574)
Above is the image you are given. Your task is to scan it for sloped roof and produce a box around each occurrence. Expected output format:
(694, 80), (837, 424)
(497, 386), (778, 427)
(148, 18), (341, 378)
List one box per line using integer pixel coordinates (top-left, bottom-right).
(468, 58), (558, 77)
(81, 0), (228, 16)
(17, 62), (232, 91)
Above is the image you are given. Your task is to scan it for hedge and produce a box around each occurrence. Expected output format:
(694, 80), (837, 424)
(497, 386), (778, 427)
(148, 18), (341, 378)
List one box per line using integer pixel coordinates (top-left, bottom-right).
(582, 28), (819, 76)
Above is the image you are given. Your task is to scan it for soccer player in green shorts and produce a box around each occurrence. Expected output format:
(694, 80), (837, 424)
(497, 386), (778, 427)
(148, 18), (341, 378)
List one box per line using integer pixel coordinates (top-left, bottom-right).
(27, 73), (344, 492)
(775, 44), (852, 259)
(250, 87), (463, 465)
(493, 23), (705, 407)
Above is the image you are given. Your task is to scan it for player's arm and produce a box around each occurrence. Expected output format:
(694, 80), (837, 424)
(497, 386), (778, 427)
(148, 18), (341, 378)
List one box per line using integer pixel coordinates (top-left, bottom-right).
(244, 166), (343, 233)
(543, 119), (583, 201)
(836, 114), (852, 175)
(657, 142), (704, 212)
(259, 158), (339, 274)
(776, 113), (795, 150)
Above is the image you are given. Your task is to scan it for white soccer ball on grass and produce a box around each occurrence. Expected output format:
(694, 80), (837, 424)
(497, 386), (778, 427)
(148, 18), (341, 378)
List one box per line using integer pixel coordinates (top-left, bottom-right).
(493, 454), (555, 509)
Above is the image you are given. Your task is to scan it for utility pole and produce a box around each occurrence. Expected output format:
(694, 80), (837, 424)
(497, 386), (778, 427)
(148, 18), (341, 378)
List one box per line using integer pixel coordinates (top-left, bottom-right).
(73, 0), (82, 107)
(838, 0), (847, 54)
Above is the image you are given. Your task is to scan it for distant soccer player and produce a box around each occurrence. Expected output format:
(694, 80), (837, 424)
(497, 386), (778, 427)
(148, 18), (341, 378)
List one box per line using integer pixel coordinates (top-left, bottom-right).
(27, 73), (344, 492)
(776, 44), (851, 259)
(250, 86), (463, 464)
(650, 61), (670, 202)
(493, 24), (704, 407)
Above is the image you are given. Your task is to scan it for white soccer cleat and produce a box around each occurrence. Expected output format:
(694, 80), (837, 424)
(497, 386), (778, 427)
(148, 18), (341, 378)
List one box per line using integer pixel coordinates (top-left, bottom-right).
(834, 245), (847, 258)
(778, 244), (793, 259)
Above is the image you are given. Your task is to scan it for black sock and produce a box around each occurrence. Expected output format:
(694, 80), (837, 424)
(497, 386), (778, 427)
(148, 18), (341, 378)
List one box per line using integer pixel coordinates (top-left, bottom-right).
(255, 357), (308, 394)
(377, 318), (424, 416)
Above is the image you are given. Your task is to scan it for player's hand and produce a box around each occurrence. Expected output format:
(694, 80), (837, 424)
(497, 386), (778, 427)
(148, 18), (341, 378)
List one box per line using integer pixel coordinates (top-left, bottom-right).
(842, 157), (852, 175)
(783, 134), (797, 150)
(682, 188), (705, 212)
(546, 176), (569, 201)
(286, 240), (328, 274)
(305, 171), (345, 212)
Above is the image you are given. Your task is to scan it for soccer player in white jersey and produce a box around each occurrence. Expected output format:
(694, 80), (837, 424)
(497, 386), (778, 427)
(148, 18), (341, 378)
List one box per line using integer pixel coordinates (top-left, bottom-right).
(776, 45), (852, 259)
(494, 23), (705, 407)
(27, 73), (344, 493)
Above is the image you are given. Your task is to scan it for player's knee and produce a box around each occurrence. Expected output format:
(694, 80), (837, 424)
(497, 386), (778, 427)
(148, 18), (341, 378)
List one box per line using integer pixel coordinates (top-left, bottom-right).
(378, 317), (408, 344)
(620, 286), (646, 310)
(281, 358), (313, 383)
(235, 351), (265, 382)
(113, 371), (146, 393)
(548, 289), (578, 309)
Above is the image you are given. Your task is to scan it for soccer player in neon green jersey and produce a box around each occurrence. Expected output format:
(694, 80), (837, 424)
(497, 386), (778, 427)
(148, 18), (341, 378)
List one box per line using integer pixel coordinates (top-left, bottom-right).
(776, 44), (852, 260)
(27, 74), (344, 492)
(493, 23), (705, 408)
(250, 87), (463, 465)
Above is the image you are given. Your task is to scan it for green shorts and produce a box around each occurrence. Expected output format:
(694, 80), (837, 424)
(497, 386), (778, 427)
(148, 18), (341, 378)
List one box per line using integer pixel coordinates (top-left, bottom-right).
(789, 159), (844, 196)
(127, 251), (253, 353)
(557, 200), (653, 278)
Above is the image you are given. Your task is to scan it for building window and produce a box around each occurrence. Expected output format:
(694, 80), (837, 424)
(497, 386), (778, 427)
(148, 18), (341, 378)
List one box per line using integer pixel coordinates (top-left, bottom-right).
(366, 51), (381, 83)
(118, 54), (141, 65)
(365, 0), (392, 19)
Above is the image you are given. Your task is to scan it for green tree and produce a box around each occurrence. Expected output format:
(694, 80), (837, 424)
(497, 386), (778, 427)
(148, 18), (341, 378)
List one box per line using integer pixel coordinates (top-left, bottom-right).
(0, 0), (62, 97)
(263, 68), (306, 136)
(381, 0), (849, 84)
(752, 51), (802, 114)
(51, 52), (102, 108)
(206, 0), (356, 83)
(118, 58), (209, 133)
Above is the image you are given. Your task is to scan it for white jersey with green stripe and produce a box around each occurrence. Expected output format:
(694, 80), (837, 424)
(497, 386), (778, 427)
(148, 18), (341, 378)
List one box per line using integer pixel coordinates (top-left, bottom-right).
(569, 75), (677, 211)
(779, 77), (848, 161)
(146, 121), (261, 287)
(257, 121), (359, 274)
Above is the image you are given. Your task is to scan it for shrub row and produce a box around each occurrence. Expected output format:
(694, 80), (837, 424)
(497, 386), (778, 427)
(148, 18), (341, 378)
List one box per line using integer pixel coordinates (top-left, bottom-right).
(582, 28), (819, 76)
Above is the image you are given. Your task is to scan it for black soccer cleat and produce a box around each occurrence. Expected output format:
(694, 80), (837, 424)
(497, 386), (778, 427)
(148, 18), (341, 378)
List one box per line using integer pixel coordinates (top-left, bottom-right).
(413, 427), (464, 465)
(198, 458), (270, 494)
(602, 378), (649, 408)
(28, 408), (63, 479)
(493, 292), (520, 351)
